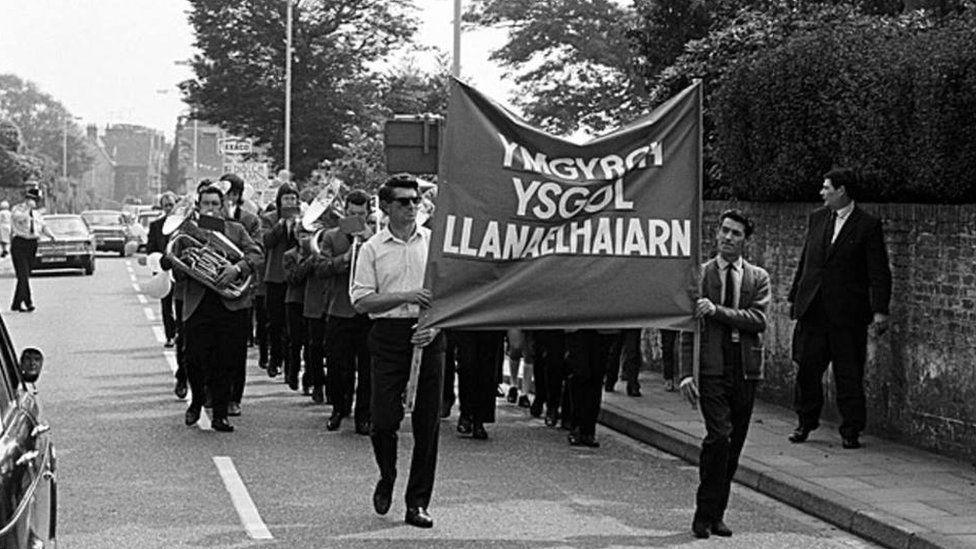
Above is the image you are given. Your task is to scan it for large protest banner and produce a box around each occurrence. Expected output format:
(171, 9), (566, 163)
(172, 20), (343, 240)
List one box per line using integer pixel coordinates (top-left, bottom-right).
(422, 79), (702, 331)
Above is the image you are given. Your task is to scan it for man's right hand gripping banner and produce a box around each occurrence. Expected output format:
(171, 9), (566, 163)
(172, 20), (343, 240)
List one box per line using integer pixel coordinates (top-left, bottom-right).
(422, 79), (702, 331)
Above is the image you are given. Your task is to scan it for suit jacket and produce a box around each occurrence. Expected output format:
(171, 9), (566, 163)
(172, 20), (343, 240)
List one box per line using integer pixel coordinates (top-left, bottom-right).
(147, 216), (167, 255)
(318, 224), (373, 319)
(680, 257), (770, 381)
(282, 246), (308, 304)
(788, 205), (892, 326)
(169, 219), (264, 320)
(260, 211), (295, 284)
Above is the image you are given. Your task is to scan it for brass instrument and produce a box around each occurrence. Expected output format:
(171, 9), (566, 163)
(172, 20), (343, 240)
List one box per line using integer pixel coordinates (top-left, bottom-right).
(164, 214), (252, 300)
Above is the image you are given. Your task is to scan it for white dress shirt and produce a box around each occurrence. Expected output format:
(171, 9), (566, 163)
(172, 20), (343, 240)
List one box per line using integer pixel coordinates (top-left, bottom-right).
(349, 225), (430, 319)
(831, 201), (855, 244)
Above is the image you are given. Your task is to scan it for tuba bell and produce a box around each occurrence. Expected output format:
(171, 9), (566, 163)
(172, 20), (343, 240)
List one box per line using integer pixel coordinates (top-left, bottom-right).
(164, 213), (252, 300)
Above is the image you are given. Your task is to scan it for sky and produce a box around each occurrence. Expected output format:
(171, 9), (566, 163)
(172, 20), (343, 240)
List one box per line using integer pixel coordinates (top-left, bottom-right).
(0, 0), (513, 139)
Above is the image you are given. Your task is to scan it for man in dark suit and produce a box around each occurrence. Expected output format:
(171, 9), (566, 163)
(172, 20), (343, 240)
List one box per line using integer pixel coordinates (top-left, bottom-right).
(261, 184), (301, 378)
(147, 192), (185, 398)
(163, 184), (263, 432)
(679, 209), (770, 539)
(787, 167), (892, 449)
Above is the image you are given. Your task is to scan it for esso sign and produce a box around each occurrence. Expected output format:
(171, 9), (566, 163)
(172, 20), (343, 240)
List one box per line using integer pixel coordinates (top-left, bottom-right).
(220, 138), (253, 155)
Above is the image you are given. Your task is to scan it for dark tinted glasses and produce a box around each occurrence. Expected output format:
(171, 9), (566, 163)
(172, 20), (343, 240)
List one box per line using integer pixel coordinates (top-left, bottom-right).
(392, 196), (422, 207)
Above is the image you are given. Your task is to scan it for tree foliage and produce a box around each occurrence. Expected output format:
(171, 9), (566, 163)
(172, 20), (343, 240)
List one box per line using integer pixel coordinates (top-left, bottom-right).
(179, 0), (418, 181)
(464, 0), (641, 135)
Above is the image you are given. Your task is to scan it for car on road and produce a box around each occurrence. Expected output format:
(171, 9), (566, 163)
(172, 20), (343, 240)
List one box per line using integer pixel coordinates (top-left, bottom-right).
(80, 210), (135, 256)
(32, 215), (96, 276)
(0, 316), (57, 547)
(135, 210), (163, 253)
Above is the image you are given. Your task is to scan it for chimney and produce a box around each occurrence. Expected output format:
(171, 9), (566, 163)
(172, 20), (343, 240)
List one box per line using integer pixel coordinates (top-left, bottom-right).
(86, 124), (98, 140)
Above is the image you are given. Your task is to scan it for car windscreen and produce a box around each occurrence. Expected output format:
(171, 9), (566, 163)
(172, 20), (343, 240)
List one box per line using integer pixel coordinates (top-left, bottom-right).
(46, 217), (90, 237)
(82, 213), (122, 226)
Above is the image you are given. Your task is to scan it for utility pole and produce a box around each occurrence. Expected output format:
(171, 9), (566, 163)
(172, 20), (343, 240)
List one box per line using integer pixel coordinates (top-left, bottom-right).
(452, 0), (462, 77)
(284, 0), (293, 173)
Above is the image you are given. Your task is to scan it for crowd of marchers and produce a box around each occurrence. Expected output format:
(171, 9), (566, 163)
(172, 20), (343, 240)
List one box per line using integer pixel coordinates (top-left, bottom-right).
(145, 166), (890, 535)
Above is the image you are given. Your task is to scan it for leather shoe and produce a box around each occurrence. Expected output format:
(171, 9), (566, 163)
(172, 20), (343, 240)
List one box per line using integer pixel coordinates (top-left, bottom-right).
(326, 414), (342, 431)
(405, 507), (433, 528)
(626, 381), (642, 397)
(355, 420), (371, 436)
(23, 305), (35, 312)
(604, 379), (616, 392)
(529, 398), (544, 418)
(184, 406), (201, 426)
(544, 412), (559, 428)
(788, 426), (813, 443)
(267, 363), (280, 378)
(506, 386), (518, 403)
(568, 430), (600, 448)
(227, 402), (241, 417)
(311, 386), (324, 404)
(174, 379), (188, 399)
(691, 519), (710, 539)
(456, 415), (473, 435)
(471, 423), (488, 440)
(212, 418), (234, 432)
(842, 436), (862, 449)
(373, 480), (393, 515)
(164, 338), (175, 348)
(711, 519), (733, 537)
(517, 395), (531, 408)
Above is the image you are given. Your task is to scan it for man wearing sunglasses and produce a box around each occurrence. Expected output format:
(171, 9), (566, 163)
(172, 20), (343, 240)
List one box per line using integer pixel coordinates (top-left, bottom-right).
(351, 174), (444, 529)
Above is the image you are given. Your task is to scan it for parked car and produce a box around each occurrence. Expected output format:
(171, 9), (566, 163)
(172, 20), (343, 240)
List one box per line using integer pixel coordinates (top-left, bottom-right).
(0, 317), (57, 547)
(32, 215), (96, 276)
(135, 210), (163, 253)
(80, 210), (134, 256)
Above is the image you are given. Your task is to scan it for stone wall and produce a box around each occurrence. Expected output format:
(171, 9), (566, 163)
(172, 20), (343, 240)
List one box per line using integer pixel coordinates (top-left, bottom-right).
(697, 200), (976, 461)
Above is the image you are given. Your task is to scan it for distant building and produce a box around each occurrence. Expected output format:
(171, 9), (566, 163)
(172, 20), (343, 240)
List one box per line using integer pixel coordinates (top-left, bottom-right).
(102, 124), (167, 203)
(174, 117), (227, 193)
(80, 125), (116, 209)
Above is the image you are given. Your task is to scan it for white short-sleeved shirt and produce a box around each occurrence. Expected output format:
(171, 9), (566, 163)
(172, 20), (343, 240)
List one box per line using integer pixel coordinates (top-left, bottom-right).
(349, 225), (430, 319)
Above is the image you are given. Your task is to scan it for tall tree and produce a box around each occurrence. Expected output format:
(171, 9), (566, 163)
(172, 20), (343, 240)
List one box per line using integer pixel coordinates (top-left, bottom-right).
(179, 0), (418, 181)
(464, 0), (640, 135)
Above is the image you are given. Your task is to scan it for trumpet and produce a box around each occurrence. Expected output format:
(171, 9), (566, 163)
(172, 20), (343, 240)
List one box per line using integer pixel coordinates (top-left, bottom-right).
(164, 214), (252, 300)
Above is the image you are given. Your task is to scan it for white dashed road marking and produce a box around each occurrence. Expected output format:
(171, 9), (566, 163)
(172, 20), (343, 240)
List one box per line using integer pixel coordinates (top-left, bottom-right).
(137, 294), (148, 304)
(212, 457), (274, 540)
(143, 307), (155, 321)
(132, 283), (141, 292)
(151, 326), (166, 344)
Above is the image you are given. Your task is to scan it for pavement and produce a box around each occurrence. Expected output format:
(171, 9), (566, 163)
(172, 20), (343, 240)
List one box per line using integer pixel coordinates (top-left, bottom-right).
(597, 371), (976, 549)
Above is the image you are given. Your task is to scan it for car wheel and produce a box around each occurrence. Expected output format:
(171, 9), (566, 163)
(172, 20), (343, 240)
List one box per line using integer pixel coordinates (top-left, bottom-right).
(119, 249), (126, 257)
(84, 259), (95, 275)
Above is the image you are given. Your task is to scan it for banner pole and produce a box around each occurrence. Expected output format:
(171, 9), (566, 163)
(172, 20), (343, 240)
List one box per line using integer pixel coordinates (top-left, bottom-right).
(693, 79), (704, 385)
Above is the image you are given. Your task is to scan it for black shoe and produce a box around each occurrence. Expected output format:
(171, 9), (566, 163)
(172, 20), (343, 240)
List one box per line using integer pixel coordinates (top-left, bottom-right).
(164, 338), (175, 348)
(568, 430), (600, 448)
(405, 507), (433, 528)
(373, 479), (393, 515)
(311, 386), (324, 404)
(286, 373), (299, 391)
(496, 386), (505, 398)
(711, 520), (733, 537)
(267, 363), (280, 377)
(544, 412), (559, 428)
(517, 395), (531, 408)
(326, 414), (342, 431)
(355, 420), (371, 436)
(23, 305), (35, 312)
(506, 386), (518, 403)
(559, 417), (573, 431)
(604, 379), (616, 392)
(472, 423), (488, 440)
(529, 398), (544, 418)
(440, 403), (452, 419)
(9, 305), (21, 312)
(842, 435), (862, 449)
(174, 379), (188, 399)
(457, 415), (473, 435)
(184, 406), (201, 426)
(227, 402), (241, 416)
(692, 519), (710, 539)
(626, 381), (642, 397)
(212, 417), (234, 432)
(788, 425), (813, 443)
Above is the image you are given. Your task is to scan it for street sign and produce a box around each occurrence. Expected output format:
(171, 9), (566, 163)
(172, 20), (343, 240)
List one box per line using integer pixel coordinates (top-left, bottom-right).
(222, 161), (268, 185)
(219, 138), (253, 155)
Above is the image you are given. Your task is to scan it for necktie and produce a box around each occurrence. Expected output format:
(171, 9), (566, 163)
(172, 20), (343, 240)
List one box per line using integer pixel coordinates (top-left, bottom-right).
(29, 209), (34, 236)
(722, 263), (735, 308)
(823, 211), (836, 251)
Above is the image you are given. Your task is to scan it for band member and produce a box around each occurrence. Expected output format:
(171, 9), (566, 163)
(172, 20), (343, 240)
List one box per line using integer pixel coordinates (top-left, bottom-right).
(351, 174), (444, 529)
(302, 237), (331, 406)
(221, 173), (263, 415)
(454, 331), (504, 439)
(10, 187), (55, 312)
(318, 189), (374, 433)
(565, 329), (620, 447)
(148, 192), (187, 398)
(283, 224), (310, 392)
(534, 330), (569, 428)
(679, 209), (770, 539)
(164, 184), (263, 432)
(788, 167), (891, 449)
(261, 184), (301, 378)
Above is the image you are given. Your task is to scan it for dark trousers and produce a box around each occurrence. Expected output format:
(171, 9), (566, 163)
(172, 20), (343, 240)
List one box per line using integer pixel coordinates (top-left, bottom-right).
(605, 328), (641, 386)
(254, 294), (268, 364)
(696, 345), (757, 523)
(174, 299), (186, 384)
(265, 282), (287, 367)
(455, 330), (504, 424)
(442, 331), (458, 408)
(368, 319), (445, 508)
(793, 317), (868, 439)
(285, 301), (306, 384)
(306, 315), (328, 390)
(660, 329), (678, 380)
(184, 292), (249, 420)
(10, 236), (37, 309)
(534, 330), (568, 416)
(160, 289), (177, 340)
(327, 314), (373, 420)
(565, 331), (617, 436)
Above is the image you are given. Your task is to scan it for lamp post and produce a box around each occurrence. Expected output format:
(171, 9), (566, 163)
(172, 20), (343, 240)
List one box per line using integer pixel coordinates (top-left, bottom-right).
(452, 0), (462, 78)
(284, 0), (294, 173)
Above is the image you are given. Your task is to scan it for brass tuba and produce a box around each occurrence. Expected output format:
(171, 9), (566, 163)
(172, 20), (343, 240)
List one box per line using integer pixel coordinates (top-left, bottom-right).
(164, 213), (252, 300)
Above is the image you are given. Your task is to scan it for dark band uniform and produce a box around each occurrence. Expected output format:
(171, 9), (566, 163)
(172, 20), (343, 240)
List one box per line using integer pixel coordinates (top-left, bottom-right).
(350, 224), (445, 511)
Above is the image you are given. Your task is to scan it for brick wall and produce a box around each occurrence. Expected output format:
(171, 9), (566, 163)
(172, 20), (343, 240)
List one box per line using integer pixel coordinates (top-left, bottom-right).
(699, 200), (976, 461)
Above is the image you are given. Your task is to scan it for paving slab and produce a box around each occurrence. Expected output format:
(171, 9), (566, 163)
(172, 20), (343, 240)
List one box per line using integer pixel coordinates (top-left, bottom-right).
(598, 371), (976, 549)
